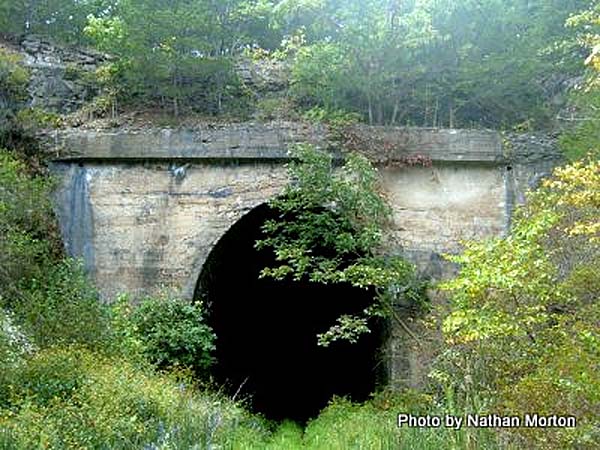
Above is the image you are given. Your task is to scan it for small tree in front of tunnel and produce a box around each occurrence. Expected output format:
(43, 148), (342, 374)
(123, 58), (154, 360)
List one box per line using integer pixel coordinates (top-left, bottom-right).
(256, 144), (428, 346)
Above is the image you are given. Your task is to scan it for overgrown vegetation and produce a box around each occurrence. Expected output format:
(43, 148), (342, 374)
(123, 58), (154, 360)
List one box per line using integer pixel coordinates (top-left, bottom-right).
(558, 3), (600, 161)
(0, 0), (591, 128)
(112, 294), (216, 375)
(0, 48), (32, 152)
(0, 347), (264, 449)
(435, 159), (600, 449)
(257, 144), (427, 345)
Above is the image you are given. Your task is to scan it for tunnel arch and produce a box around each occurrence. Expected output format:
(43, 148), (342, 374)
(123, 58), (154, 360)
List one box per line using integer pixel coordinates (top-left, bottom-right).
(194, 202), (386, 422)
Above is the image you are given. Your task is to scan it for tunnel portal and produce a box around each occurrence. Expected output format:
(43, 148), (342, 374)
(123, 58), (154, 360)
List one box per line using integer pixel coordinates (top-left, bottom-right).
(195, 204), (385, 422)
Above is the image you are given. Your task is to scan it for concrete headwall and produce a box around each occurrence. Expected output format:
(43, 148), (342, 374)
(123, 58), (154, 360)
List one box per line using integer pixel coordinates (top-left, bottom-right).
(48, 124), (559, 301)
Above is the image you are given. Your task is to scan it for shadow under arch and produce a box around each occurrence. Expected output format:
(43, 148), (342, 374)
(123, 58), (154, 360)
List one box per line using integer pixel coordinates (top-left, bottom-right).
(194, 202), (386, 422)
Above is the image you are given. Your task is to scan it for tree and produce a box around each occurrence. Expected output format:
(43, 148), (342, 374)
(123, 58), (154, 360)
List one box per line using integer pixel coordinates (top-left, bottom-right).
(0, 0), (117, 43)
(84, 0), (276, 115)
(558, 1), (600, 160)
(282, 0), (586, 128)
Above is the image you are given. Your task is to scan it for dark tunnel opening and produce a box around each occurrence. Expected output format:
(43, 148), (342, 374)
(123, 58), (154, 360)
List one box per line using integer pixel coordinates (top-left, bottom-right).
(195, 203), (386, 423)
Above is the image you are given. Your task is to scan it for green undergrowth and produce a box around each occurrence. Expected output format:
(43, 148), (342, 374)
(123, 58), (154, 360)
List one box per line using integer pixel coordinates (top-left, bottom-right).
(0, 366), (501, 450)
(0, 346), (263, 449)
(230, 391), (501, 450)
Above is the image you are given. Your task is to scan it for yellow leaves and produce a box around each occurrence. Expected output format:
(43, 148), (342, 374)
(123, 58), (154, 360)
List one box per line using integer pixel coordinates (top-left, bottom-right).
(442, 308), (520, 345)
(440, 159), (600, 348)
(544, 159), (600, 207)
(542, 159), (600, 241)
(569, 221), (600, 242)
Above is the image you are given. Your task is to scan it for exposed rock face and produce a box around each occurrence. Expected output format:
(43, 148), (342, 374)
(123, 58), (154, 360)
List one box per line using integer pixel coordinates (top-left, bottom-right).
(19, 35), (107, 113)
(505, 132), (563, 206)
(235, 57), (289, 95)
(13, 34), (286, 115)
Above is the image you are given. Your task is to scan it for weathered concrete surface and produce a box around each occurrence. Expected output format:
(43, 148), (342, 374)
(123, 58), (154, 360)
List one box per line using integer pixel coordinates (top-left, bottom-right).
(47, 124), (503, 163)
(383, 164), (507, 250)
(52, 161), (288, 300)
(48, 123), (326, 161)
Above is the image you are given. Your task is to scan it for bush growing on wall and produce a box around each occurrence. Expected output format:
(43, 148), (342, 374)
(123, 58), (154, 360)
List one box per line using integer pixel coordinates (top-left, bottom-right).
(257, 144), (428, 346)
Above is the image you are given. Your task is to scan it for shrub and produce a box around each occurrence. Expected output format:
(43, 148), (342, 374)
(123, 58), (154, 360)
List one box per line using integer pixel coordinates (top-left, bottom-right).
(0, 346), (260, 449)
(302, 397), (402, 449)
(437, 158), (600, 449)
(0, 49), (32, 151)
(119, 294), (216, 375)
(0, 308), (34, 372)
(8, 259), (112, 350)
(0, 49), (29, 108)
(0, 149), (59, 300)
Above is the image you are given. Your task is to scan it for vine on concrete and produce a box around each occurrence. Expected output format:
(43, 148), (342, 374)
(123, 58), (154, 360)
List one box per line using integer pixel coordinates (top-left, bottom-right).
(256, 143), (428, 346)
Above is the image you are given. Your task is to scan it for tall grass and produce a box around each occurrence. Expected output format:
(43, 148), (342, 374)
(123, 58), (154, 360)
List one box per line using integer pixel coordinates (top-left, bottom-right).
(228, 392), (502, 450)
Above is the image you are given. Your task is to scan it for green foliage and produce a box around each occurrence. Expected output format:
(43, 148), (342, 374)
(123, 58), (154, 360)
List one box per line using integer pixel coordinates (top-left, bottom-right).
(290, 42), (351, 111)
(567, 0), (600, 87)
(559, 119), (600, 162)
(0, 2), (26, 34)
(83, 0), (265, 116)
(283, 0), (584, 128)
(0, 150), (57, 299)
(0, 49), (31, 149)
(15, 108), (63, 131)
(0, 0), (117, 43)
(2, 0), (585, 127)
(227, 390), (501, 450)
(254, 96), (297, 121)
(0, 150), (227, 447)
(0, 308), (35, 372)
(226, 394), (408, 449)
(437, 158), (600, 449)
(257, 144), (427, 345)
(8, 259), (112, 350)
(302, 396), (402, 449)
(0, 49), (29, 104)
(117, 294), (216, 375)
(0, 346), (261, 449)
(0, 149), (110, 351)
(301, 105), (362, 124)
(559, 3), (600, 160)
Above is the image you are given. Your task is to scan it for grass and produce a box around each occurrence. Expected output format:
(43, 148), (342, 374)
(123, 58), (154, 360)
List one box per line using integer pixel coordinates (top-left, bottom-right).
(228, 393), (502, 450)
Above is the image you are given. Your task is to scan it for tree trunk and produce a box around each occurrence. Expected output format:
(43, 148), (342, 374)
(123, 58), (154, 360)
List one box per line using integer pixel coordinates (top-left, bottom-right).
(390, 97), (400, 126)
(172, 73), (179, 117)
